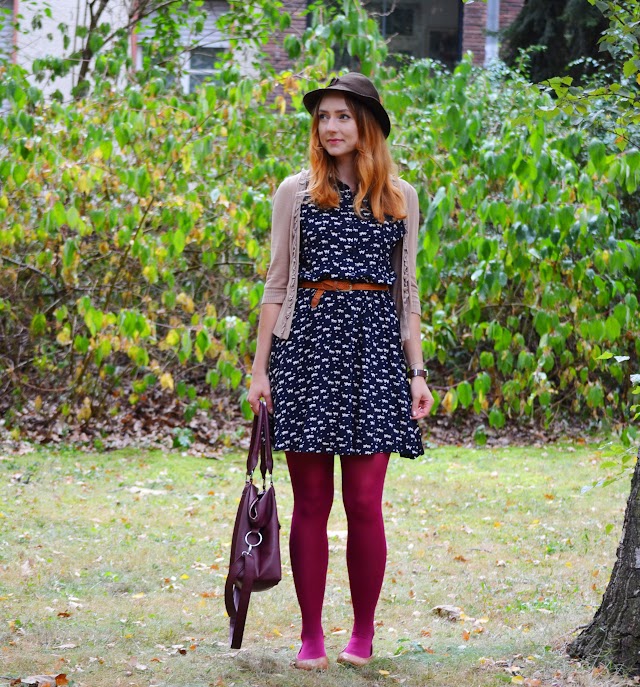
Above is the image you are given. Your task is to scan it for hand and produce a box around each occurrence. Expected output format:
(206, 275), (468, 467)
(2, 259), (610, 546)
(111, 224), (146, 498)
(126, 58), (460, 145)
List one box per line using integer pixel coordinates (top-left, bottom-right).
(247, 371), (274, 415)
(410, 377), (434, 419)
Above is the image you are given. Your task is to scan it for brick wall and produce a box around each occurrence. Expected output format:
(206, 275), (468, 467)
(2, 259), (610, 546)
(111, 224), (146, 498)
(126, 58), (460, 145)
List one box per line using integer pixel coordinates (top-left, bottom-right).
(264, 0), (307, 73)
(461, 0), (525, 65)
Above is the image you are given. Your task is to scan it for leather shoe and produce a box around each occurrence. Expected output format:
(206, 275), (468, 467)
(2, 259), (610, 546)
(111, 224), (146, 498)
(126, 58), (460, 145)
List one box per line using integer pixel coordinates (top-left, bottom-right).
(337, 650), (372, 667)
(293, 656), (329, 671)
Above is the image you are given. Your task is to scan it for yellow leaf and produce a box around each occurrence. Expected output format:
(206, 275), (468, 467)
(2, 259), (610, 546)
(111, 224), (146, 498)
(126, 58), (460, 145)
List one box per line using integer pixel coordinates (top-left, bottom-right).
(272, 628), (283, 637)
(181, 574), (190, 580)
(378, 670), (390, 676)
(442, 389), (456, 414)
(132, 593), (145, 599)
(56, 328), (72, 345)
(512, 677), (524, 684)
(176, 292), (195, 313)
(165, 330), (180, 347)
(77, 174), (91, 193)
(637, 73), (640, 86)
(160, 372), (174, 391)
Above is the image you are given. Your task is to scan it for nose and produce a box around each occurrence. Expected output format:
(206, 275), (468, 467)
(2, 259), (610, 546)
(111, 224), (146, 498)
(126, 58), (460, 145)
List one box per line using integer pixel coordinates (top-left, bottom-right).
(325, 116), (338, 132)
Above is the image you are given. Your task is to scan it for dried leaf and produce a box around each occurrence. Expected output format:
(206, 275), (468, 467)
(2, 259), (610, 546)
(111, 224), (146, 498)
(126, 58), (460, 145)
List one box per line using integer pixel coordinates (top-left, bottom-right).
(15, 675), (68, 687)
(21, 559), (35, 577)
(431, 605), (462, 621)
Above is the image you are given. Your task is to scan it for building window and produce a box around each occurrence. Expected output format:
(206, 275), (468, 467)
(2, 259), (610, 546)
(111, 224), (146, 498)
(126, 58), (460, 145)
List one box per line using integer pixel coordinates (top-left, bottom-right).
(365, 0), (461, 68)
(136, 1), (228, 92)
(189, 46), (224, 92)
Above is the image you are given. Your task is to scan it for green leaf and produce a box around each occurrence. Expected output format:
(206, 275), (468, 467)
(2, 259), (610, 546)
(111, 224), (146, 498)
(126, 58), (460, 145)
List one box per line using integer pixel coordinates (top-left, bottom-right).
(489, 407), (505, 429)
(30, 313), (46, 336)
(457, 381), (473, 409)
(605, 316), (621, 342)
(173, 229), (186, 255)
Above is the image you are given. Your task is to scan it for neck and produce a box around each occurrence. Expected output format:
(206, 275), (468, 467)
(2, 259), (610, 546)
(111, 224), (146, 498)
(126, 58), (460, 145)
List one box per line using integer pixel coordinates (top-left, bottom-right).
(334, 155), (357, 192)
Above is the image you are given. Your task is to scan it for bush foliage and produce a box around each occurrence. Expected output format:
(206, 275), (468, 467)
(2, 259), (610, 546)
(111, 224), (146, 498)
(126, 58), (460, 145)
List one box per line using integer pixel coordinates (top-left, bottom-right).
(0, 0), (639, 440)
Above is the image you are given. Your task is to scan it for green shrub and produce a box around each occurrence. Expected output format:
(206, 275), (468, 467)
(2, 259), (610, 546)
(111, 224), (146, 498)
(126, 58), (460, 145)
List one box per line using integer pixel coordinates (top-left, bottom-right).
(0, 0), (638, 434)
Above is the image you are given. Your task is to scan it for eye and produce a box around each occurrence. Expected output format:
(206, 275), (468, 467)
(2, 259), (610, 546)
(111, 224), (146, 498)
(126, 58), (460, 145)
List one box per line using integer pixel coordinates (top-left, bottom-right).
(339, 114), (351, 120)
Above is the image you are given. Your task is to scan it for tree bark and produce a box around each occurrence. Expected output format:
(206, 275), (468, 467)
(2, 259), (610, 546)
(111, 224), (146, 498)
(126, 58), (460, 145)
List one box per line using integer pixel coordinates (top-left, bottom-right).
(568, 447), (640, 673)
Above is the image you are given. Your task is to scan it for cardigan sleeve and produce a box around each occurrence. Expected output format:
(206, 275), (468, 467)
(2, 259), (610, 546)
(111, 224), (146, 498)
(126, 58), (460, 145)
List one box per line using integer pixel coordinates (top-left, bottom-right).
(262, 176), (296, 304)
(404, 182), (421, 314)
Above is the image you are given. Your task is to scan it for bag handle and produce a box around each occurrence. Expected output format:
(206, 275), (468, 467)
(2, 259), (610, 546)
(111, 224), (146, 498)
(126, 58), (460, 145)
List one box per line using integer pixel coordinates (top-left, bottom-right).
(246, 400), (274, 482)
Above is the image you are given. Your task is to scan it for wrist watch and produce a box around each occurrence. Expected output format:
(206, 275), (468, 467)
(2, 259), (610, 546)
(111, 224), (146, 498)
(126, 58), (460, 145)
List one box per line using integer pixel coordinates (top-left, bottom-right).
(408, 367), (428, 381)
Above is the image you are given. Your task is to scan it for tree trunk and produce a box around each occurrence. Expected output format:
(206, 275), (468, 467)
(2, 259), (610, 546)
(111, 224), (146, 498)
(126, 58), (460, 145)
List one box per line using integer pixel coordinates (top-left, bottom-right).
(568, 447), (640, 673)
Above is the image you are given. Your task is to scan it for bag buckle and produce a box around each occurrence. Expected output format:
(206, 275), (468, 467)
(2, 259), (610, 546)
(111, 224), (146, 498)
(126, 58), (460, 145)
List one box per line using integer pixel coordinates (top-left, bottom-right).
(242, 530), (263, 556)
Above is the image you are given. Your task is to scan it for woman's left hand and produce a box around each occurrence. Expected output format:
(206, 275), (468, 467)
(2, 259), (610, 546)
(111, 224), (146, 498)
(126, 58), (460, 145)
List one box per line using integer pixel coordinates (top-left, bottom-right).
(410, 377), (434, 419)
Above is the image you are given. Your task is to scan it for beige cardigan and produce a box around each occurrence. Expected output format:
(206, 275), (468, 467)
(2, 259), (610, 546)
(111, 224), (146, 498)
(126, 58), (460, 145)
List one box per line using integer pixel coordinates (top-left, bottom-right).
(262, 170), (421, 342)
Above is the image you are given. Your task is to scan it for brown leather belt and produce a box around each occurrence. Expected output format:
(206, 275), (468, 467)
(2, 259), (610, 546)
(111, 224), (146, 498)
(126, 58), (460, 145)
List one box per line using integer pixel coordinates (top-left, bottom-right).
(299, 279), (390, 308)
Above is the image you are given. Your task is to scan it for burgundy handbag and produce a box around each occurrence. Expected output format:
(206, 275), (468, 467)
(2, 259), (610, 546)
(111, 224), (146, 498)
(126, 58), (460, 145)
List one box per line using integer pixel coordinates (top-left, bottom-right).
(225, 400), (281, 649)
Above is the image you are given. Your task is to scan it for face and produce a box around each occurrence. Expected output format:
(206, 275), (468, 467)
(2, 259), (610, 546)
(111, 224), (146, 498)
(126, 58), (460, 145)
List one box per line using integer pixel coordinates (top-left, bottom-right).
(317, 94), (359, 161)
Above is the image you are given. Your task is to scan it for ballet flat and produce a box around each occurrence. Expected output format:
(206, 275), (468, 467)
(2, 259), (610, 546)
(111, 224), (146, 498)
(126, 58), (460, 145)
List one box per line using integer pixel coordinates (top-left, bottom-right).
(293, 655), (329, 671)
(337, 650), (372, 667)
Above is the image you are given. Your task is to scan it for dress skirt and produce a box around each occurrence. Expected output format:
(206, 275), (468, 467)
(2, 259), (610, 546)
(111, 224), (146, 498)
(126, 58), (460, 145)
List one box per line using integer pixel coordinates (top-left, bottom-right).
(270, 288), (424, 458)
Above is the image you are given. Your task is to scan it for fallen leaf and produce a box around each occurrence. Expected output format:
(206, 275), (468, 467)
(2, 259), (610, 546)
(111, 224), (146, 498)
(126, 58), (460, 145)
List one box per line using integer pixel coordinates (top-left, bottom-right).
(524, 680), (542, 686)
(431, 605), (462, 621)
(512, 677), (524, 685)
(21, 560), (35, 577)
(454, 555), (468, 562)
(379, 669), (390, 676)
(462, 629), (471, 641)
(13, 675), (68, 687)
(57, 612), (71, 618)
(53, 644), (77, 650)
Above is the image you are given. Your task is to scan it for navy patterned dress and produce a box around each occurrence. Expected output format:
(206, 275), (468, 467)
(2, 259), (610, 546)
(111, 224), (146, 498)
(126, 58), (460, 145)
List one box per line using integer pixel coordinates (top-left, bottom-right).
(269, 183), (424, 459)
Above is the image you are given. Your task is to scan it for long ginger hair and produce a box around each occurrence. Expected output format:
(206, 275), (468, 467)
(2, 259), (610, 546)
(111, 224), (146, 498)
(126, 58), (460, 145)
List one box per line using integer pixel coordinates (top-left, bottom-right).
(307, 94), (406, 223)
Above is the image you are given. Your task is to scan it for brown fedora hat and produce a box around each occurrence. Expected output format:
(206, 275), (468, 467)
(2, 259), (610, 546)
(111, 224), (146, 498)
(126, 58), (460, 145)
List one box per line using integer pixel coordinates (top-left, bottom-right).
(302, 73), (391, 139)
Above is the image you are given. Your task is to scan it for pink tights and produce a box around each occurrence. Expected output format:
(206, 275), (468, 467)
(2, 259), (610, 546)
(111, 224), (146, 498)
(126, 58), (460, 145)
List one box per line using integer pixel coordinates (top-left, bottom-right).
(286, 450), (390, 661)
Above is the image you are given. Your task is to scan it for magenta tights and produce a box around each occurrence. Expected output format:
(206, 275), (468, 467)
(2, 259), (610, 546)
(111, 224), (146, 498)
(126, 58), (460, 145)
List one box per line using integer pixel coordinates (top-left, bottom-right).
(286, 450), (390, 660)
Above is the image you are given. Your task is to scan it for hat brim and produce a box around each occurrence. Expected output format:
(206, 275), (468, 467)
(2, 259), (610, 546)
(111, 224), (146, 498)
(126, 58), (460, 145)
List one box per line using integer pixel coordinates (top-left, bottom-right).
(303, 86), (391, 139)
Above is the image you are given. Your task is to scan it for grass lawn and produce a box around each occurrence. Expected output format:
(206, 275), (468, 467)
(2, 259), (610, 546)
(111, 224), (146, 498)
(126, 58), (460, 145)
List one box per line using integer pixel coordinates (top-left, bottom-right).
(0, 443), (635, 687)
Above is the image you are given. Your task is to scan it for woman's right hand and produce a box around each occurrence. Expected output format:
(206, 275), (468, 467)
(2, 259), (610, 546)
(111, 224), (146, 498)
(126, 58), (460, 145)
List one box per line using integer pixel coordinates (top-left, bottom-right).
(247, 372), (274, 415)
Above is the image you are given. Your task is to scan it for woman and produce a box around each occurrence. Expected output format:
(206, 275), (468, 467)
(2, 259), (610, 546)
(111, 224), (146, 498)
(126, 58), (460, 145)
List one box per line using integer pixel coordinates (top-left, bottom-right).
(247, 73), (433, 670)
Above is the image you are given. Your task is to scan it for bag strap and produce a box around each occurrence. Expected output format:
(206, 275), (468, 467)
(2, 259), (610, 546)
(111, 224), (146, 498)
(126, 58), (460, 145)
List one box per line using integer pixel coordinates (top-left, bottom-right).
(246, 401), (274, 483)
(259, 402), (274, 480)
(245, 403), (264, 477)
(225, 549), (258, 649)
